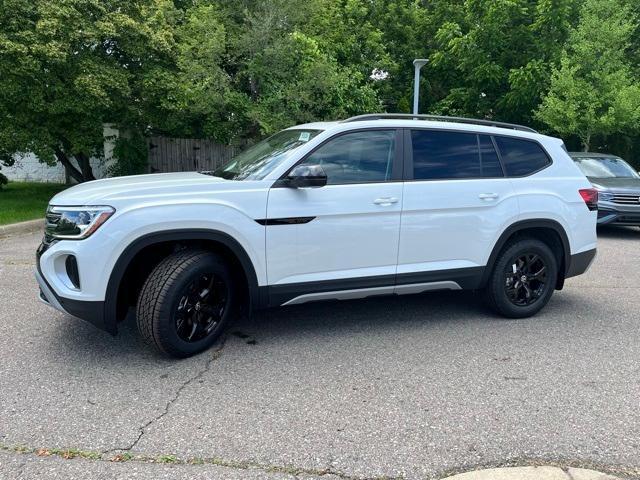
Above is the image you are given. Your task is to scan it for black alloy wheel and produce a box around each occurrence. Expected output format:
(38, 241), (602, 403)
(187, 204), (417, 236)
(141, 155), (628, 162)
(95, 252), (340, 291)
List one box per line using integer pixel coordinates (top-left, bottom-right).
(175, 273), (229, 343)
(504, 253), (548, 307)
(485, 238), (558, 318)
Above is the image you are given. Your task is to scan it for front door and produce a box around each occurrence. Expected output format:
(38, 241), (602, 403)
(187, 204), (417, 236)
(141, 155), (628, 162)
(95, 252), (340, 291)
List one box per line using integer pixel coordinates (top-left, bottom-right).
(265, 129), (404, 305)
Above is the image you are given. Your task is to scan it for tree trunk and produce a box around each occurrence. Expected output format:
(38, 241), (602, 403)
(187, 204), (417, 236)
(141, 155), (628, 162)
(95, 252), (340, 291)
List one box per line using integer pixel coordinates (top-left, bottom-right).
(582, 134), (591, 152)
(54, 147), (83, 183)
(54, 148), (95, 183)
(76, 152), (96, 181)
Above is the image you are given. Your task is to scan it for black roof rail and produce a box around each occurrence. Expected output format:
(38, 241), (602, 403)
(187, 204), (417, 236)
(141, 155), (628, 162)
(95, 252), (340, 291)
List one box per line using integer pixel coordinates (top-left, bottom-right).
(341, 113), (538, 133)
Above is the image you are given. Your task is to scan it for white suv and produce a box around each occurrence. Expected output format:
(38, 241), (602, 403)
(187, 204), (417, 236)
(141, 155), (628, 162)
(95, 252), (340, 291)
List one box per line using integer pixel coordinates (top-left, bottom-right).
(36, 114), (598, 357)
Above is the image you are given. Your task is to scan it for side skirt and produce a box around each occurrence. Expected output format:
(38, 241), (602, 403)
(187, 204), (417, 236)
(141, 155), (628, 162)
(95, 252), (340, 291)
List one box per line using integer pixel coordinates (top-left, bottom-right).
(265, 267), (484, 307)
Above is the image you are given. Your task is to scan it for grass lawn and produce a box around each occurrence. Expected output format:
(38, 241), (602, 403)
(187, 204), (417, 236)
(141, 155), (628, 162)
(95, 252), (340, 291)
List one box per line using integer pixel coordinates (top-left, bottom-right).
(0, 182), (68, 226)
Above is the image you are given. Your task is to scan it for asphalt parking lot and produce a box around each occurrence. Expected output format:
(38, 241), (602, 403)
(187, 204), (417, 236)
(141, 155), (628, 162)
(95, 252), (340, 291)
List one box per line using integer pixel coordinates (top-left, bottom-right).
(1, 228), (639, 480)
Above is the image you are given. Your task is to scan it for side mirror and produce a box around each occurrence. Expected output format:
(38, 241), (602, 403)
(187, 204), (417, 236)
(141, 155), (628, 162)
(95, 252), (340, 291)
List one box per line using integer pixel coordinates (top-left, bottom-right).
(286, 164), (327, 188)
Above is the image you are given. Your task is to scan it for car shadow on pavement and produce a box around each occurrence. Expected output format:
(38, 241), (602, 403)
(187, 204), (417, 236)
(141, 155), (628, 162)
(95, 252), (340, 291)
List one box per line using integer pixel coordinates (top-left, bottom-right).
(229, 289), (564, 346)
(45, 310), (176, 364)
(43, 290), (488, 360)
(597, 225), (639, 239)
(44, 288), (583, 362)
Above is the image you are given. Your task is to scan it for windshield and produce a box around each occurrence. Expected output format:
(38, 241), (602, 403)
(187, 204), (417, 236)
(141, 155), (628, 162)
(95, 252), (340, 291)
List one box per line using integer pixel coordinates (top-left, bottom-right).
(573, 156), (639, 179)
(212, 129), (322, 180)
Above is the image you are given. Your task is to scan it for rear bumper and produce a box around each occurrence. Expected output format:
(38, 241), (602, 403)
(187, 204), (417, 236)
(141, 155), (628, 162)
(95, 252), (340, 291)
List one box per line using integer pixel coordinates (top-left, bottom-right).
(565, 248), (597, 279)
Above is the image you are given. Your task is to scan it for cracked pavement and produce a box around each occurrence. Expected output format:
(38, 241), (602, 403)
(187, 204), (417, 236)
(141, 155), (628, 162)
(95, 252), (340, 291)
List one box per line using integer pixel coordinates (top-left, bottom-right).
(1, 228), (640, 479)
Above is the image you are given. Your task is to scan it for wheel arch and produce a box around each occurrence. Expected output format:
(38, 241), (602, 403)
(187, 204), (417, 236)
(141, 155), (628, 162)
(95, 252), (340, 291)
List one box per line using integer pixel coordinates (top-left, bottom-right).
(103, 229), (262, 334)
(481, 219), (571, 290)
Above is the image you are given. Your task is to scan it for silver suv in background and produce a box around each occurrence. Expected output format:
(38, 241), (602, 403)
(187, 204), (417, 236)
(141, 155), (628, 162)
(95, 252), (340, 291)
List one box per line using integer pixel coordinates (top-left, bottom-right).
(570, 152), (640, 228)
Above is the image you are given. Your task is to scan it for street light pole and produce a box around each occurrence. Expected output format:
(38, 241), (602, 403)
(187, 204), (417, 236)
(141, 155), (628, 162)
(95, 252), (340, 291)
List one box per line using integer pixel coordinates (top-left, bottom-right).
(412, 59), (428, 115)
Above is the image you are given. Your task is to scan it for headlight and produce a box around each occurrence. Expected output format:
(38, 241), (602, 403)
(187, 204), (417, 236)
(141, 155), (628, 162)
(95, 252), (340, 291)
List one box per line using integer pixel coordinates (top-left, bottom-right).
(596, 190), (614, 202)
(45, 206), (115, 240)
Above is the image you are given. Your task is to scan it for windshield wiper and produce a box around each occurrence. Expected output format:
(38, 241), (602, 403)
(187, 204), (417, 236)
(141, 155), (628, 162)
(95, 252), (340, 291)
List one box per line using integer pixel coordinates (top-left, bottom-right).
(199, 170), (234, 179)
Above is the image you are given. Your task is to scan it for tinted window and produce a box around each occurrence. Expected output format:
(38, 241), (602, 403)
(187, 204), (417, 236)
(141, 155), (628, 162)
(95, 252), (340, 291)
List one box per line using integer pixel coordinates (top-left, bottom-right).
(412, 130), (480, 180)
(495, 137), (550, 176)
(300, 130), (395, 185)
(479, 135), (503, 177)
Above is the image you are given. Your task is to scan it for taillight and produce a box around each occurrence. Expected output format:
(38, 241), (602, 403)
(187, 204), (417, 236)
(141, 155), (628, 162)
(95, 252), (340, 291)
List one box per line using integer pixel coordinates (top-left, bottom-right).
(579, 188), (598, 211)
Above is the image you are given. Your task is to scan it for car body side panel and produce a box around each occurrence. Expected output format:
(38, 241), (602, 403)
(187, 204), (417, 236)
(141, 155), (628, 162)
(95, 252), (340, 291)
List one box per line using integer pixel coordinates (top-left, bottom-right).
(265, 182), (403, 285)
(398, 178), (520, 273)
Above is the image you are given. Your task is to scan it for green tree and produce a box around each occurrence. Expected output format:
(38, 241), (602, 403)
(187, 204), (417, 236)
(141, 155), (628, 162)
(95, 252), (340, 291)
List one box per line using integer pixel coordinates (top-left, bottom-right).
(537, 0), (640, 150)
(0, 0), (178, 182)
(170, 0), (382, 141)
(428, 0), (577, 123)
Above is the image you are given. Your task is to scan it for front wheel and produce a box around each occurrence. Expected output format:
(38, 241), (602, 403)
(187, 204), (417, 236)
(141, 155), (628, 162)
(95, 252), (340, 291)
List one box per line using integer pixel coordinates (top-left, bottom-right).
(484, 238), (558, 318)
(136, 249), (235, 358)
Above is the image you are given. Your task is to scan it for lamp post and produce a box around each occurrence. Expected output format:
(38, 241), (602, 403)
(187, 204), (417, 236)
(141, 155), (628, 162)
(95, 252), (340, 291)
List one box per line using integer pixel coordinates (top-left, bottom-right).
(412, 59), (428, 115)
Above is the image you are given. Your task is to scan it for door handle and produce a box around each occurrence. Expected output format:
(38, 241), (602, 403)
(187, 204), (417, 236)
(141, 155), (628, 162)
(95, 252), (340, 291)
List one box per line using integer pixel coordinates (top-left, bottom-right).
(373, 197), (399, 205)
(478, 193), (499, 200)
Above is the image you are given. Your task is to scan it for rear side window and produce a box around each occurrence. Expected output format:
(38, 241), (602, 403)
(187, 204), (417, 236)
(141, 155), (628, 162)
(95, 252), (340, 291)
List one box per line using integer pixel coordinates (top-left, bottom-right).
(494, 136), (551, 176)
(479, 135), (503, 177)
(410, 130), (504, 180)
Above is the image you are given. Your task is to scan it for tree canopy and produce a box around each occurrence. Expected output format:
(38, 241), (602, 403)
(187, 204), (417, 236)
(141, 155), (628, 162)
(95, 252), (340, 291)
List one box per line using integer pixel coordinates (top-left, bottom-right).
(1, 0), (640, 180)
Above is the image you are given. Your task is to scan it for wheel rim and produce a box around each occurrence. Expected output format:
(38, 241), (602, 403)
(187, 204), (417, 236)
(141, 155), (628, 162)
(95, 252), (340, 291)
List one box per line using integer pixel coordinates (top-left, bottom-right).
(174, 273), (228, 343)
(504, 253), (548, 307)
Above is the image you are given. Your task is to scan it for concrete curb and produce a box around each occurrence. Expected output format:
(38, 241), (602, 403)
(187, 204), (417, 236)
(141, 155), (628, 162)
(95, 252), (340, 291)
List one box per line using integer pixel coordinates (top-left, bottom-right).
(442, 466), (621, 480)
(0, 219), (43, 239)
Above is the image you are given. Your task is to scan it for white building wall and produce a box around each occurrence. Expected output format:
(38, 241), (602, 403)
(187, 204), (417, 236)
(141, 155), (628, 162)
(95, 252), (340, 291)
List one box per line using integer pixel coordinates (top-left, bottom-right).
(2, 154), (106, 183)
(2, 124), (116, 183)
(2, 153), (66, 183)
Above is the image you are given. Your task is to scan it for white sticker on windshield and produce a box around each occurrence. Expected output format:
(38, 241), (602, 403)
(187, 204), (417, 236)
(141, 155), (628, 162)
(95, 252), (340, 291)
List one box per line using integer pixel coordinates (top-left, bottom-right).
(298, 132), (311, 142)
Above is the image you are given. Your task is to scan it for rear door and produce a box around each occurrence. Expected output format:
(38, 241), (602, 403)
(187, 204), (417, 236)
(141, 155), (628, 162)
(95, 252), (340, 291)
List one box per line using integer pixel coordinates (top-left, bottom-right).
(265, 129), (404, 304)
(397, 129), (519, 289)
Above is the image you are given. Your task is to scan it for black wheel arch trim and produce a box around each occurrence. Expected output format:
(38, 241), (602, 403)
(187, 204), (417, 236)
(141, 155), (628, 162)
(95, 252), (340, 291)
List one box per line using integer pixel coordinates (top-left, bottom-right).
(104, 229), (261, 334)
(481, 219), (572, 289)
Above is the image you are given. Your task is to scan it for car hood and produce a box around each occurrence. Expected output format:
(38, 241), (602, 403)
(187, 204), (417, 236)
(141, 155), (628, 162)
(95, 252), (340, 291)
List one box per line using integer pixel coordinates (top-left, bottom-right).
(50, 172), (258, 205)
(588, 176), (640, 192)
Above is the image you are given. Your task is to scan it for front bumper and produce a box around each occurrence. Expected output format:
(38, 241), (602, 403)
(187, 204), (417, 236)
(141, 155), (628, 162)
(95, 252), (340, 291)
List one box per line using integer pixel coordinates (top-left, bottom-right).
(36, 239), (112, 334)
(596, 202), (640, 226)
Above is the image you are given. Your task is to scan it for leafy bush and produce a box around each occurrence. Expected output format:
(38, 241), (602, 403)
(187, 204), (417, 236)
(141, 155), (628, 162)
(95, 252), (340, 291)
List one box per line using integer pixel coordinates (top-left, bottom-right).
(0, 172), (8, 191)
(109, 134), (149, 177)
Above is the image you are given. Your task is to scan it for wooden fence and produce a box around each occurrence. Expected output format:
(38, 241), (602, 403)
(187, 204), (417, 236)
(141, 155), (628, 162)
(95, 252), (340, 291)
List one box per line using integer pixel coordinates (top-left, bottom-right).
(147, 137), (242, 173)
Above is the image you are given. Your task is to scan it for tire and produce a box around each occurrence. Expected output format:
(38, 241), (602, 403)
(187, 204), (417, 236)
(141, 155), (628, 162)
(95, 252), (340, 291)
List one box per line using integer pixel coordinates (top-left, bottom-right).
(136, 249), (235, 358)
(484, 238), (558, 318)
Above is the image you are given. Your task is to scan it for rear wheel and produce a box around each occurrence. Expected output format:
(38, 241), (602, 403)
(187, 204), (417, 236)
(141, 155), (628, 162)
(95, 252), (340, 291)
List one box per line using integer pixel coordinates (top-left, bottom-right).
(484, 238), (558, 318)
(136, 249), (235, 358)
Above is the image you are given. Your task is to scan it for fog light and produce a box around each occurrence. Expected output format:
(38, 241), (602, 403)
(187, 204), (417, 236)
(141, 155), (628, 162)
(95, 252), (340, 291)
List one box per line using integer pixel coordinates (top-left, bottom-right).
(65, 255), (80, 289)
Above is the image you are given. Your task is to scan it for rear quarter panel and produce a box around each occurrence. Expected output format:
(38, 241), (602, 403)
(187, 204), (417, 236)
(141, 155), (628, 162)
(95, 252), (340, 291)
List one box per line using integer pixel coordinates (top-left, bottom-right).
(510, 138), (597, 255)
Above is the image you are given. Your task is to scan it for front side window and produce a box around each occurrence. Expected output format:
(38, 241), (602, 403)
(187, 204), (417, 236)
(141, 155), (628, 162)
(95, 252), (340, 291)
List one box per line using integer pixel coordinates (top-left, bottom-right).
(213, 129), (321, 180)
(573, 156), (639, 179)
(494, 136), (551, 177)
(298, 130), (396, 185)
(411, 130), (504, 180)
